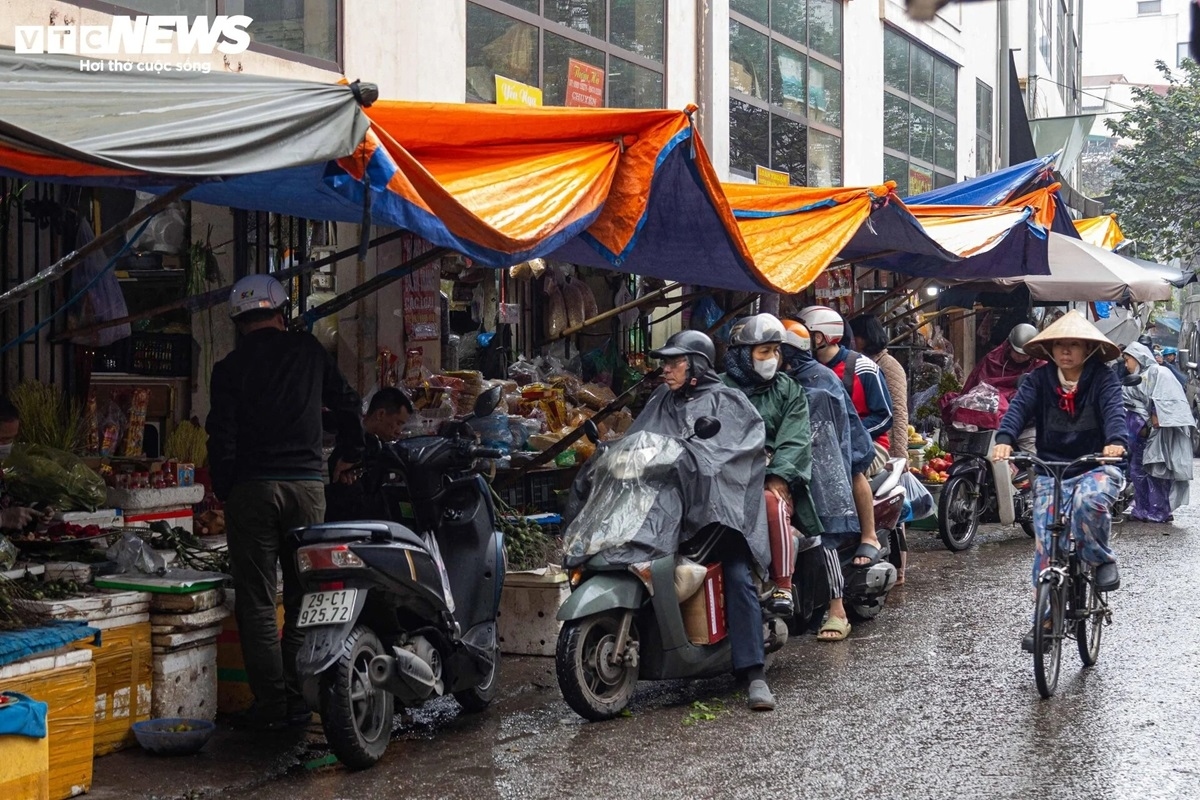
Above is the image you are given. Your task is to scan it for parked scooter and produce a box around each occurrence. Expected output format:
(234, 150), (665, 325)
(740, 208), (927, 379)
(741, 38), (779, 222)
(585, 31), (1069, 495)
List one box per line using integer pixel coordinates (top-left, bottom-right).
(555, 418), (788, 722)
(790, 457), (905, 628)
(939, 429), (1035, 551)
(290, 387), (507, 769)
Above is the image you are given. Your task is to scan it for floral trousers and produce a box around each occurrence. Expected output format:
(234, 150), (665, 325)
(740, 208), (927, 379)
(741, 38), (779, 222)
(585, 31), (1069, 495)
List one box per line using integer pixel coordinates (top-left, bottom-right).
(1030, 466), (1123, 587)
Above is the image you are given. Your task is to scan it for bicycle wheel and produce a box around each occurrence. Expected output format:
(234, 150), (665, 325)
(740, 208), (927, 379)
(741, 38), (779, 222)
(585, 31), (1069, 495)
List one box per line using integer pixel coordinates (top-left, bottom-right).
(1033, 579), (1064, 699)
(1077, 574), (1105, 667)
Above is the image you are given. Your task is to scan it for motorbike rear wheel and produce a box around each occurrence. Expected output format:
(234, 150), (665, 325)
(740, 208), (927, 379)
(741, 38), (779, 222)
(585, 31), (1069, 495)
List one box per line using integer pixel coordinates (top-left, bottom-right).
(939, 475), (980, 552)
(556, 613), (639, 721)
(318, 625), (394, 770)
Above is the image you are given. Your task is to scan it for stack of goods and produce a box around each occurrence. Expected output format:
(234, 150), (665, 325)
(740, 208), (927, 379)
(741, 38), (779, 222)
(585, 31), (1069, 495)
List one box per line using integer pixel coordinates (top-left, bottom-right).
(86, 387), (155, 458)
(148, 588), (228, 722)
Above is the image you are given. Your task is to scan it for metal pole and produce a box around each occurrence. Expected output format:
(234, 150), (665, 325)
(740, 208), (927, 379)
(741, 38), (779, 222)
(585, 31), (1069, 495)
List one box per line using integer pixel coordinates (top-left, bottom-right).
(998, 0), (1011, 168)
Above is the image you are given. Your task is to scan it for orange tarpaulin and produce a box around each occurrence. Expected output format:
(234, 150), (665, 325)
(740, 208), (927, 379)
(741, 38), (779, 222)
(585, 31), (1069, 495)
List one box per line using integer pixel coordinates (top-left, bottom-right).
(1074, 214), (1125, 251)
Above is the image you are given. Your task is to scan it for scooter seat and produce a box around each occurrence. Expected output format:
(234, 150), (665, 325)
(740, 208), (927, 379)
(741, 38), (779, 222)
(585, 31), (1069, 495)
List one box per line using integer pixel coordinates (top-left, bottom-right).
(292, 520), (425, 549)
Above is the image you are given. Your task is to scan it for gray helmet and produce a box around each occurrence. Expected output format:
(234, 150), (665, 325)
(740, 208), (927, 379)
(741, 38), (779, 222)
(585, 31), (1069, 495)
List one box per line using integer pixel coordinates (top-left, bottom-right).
(728, 313), (786, 347)
(651, 330), (716, 368)
(1008, 323), (1038, 355)
(1137, 334), (1154, 348)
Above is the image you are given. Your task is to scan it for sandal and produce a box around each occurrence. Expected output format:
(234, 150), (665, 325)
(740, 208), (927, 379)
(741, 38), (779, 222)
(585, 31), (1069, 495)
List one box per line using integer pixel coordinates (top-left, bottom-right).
(817, 615), (851, 642)
(852, 542), (882, 568)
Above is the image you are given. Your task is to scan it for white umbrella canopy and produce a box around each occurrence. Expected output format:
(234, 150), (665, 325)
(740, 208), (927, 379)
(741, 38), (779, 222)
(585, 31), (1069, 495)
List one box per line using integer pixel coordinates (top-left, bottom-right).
(993, 233), (1173, 302)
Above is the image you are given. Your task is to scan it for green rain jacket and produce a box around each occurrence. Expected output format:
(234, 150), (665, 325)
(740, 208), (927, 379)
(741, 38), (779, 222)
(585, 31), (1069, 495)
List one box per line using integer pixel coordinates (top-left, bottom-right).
(720, 372), (823, 535)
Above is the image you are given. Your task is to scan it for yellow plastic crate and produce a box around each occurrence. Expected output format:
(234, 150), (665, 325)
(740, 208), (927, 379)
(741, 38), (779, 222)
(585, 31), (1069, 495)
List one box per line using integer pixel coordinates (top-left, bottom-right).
(70, 622), (152, 755)
(0, 731), (49, 800)
(0, 659), (96, 800)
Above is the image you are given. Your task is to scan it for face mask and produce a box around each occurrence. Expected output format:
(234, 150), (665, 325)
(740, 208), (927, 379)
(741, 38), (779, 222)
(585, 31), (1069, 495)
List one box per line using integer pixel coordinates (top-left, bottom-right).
(753, 356), (779, 381)
(0, 444), (13, 459)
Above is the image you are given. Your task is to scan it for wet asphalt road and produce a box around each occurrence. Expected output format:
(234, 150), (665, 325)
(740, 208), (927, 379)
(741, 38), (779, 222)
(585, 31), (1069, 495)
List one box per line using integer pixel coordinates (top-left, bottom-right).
(95, 485), (1200, 800)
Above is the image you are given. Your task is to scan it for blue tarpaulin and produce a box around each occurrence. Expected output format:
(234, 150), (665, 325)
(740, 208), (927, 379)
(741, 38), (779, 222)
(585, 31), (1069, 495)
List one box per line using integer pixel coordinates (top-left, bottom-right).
(907, 155), (1058, 207)
(0, 622), (100, 668)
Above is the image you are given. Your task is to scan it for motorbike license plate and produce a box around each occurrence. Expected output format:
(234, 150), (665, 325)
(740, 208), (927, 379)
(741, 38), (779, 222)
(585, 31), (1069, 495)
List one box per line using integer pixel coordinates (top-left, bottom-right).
(297, 589), (358, 628)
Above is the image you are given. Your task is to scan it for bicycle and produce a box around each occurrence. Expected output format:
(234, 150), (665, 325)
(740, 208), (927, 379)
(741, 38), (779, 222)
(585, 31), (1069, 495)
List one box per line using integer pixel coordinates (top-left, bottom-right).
(1008, 453), (1121, 699)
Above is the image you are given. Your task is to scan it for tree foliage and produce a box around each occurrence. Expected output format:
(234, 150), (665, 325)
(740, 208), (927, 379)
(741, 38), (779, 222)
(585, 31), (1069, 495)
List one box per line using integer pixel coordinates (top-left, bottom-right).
(1106, 60), (1200, 264)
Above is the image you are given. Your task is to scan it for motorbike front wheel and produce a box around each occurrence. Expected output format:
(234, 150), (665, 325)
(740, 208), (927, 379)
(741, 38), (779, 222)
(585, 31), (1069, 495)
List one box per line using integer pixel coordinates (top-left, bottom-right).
(318, 625), (394, 770)
(556, 613), (639, 721)
(938, 475), (981, 551)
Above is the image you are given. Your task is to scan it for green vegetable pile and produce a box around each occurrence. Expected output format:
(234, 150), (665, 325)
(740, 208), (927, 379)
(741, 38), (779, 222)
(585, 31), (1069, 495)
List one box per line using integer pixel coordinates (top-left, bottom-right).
(3, 444), (107, 511)
(490, 488), (558, 572)
(145, 522), (229, 574)
(13, 577), (83, 601)
(0, 576), (51, 631)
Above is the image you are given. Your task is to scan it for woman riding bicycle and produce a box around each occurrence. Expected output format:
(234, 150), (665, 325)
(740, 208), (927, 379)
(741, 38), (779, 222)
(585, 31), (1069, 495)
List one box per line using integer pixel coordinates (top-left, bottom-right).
(990, 311), (1128, 653)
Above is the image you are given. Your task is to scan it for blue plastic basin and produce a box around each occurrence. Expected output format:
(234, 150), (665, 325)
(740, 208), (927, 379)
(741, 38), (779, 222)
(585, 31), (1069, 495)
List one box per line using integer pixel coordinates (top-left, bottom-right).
(131, 718), (216, 756)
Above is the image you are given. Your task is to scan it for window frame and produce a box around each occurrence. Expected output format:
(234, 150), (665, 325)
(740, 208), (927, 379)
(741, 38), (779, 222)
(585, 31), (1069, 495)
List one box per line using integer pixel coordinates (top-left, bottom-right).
(75, 0), (344, 71)
(467, 0), (668, 108)
(1137, 0), (1163, 16)
(1179, 41), (1192, 67)
(883, 27), (958, 194)
(975, 80), (993, 177)
(728, 3), (844, 186)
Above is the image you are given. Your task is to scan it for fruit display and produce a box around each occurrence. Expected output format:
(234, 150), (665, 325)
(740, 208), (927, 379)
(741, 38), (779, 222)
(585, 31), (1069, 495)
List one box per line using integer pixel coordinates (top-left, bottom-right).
(10, 522), (107, 543)
(909, 443), (954, 485)
(906, 424), (927, 447)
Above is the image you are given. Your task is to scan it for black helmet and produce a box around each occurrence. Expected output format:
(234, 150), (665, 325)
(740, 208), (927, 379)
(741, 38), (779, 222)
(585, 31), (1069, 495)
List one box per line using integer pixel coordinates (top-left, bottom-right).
(1137, 334), (1153, 348)
(651, 330), (716, 368)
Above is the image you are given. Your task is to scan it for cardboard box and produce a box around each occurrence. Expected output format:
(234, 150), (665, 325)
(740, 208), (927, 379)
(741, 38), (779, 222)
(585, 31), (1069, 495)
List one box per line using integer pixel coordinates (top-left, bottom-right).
(680, 563), (726, 645)
(0, 654), (95, 799)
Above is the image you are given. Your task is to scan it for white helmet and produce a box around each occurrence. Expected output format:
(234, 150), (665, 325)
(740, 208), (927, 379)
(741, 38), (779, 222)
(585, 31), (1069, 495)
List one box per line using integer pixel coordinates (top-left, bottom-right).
(797, 305), (844, 346)
(230, 274), (288, 319)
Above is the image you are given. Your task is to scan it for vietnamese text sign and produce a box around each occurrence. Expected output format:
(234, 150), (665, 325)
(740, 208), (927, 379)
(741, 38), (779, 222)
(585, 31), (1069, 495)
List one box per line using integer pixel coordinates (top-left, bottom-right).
(402, 263), (441, 342)
(495, 75), (543, 107)
(755, 165), (790, 186)
(565, 58), (604, 108)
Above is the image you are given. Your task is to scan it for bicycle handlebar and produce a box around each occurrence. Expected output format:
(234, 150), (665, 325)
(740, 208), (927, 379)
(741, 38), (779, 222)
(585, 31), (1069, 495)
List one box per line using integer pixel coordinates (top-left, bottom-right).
(1006, 453), (1122, 474)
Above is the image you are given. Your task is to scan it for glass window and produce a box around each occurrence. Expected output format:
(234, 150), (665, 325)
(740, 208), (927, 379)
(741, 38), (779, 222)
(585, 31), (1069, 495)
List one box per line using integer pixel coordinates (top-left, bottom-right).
(730, 99), (770, 175)
(910, 106), (934, 165)
(882, 28), (956, 192)
(1137, 0), (1162, 15)
(236, 0), (339, 63)
(934, 117), (956, 171)
(543, 31), (606, 106)
(730, 20), (770, 100)
(884, 154), (909, 196)
(807, 0), (842, 60)
(109, 0), (212, 13)
(608, 56), (663, 108)
(910, 47), (933, 106)
(808, 129), (841, 187)
(1179, 42), (1191, 67)
(976, 135), (992, 177)
(466, 3), (540, 102)
(771, 0), (807, 46)
(976, 82), (993, 132)
(466, 1), (664, 108)
(933, 59), (956, 114)
(771, 41), (806, 114)
(884, 93), (909, 153)
(732, 0), (770, 26)
(609, 0), (665, 63)
(808, 58), (841, 128)
(934, 172), (955, 189)
(772, 117), (808, 182)
(547, 0), (606, 38)
(884, 29), (909, 93)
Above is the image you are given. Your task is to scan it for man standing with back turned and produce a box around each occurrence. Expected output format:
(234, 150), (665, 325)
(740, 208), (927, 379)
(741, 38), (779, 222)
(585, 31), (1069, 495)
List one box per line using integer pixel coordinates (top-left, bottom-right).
(207, 274), (365, 730)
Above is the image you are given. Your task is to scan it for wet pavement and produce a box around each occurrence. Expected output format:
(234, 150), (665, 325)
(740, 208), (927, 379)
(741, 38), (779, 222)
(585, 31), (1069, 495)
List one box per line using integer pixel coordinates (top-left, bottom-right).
(92, 497), (1200, 799)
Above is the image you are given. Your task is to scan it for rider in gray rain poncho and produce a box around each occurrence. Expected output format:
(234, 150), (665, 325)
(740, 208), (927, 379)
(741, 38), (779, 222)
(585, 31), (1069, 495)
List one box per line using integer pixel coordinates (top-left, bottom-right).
(1121, 342), (1194, 522)
(563, 330), (776, 711)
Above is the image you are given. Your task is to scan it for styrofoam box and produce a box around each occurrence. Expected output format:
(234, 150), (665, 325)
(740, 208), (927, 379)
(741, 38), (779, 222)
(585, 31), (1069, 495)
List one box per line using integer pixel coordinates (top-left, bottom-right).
(497, 572), (570, 657)
(151, 643), (218, 721)
(55, 509), (122, 528)
(0, 647), (92, 680)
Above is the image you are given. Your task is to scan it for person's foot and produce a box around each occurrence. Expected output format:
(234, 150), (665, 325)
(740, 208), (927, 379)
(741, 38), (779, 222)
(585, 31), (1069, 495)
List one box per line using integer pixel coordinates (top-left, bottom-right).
(765, 588), (794, 617)
(228, 702), (311, 731)
(747, 679), (776, 711)
(894, 570), (906, 587)
(1095, 562), (1120, 592)
(852, 536), (882, 567)
(1020, 625), (1052, 653)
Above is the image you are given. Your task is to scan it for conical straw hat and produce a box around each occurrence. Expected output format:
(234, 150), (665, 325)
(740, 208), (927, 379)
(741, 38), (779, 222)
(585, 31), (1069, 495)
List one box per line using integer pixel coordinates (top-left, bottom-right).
(1023, 309), (1121, 362)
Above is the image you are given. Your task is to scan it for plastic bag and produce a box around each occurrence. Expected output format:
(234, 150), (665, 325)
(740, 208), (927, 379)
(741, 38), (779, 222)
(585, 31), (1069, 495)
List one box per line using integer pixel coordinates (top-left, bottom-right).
(508, 357), (542, 387)
(0, 535), (16, 571)
(69, 220), (130, 347)
(577, 383), (617, 411)
(468, 412), (514, 455)
(3, 444), (107, 512)
(105, 531), (167, 575)
(546, 283), (567, 339)
(562, 280), (588, 329)
(130, 191), (187, 253)
(949, 382), (1008, 431)
(614, 282), (638, 327)
(580, 281), (599, 320)
(899, 471), (936, 520)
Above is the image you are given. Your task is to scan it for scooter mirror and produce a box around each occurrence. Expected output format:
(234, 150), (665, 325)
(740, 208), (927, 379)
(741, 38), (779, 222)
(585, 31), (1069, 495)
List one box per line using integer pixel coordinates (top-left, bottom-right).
(693, 417), (722, 440)
(1121, 373), (1143, 387)
(1189, 362), (1199, 371)
(582, 420), (600, 444)
(472, 385), (504, 419)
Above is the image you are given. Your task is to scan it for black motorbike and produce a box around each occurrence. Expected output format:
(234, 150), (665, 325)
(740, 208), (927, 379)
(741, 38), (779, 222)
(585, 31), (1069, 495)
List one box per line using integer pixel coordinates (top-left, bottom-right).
(290, 388), (506, 769)
(939, 429), (1036, 551)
